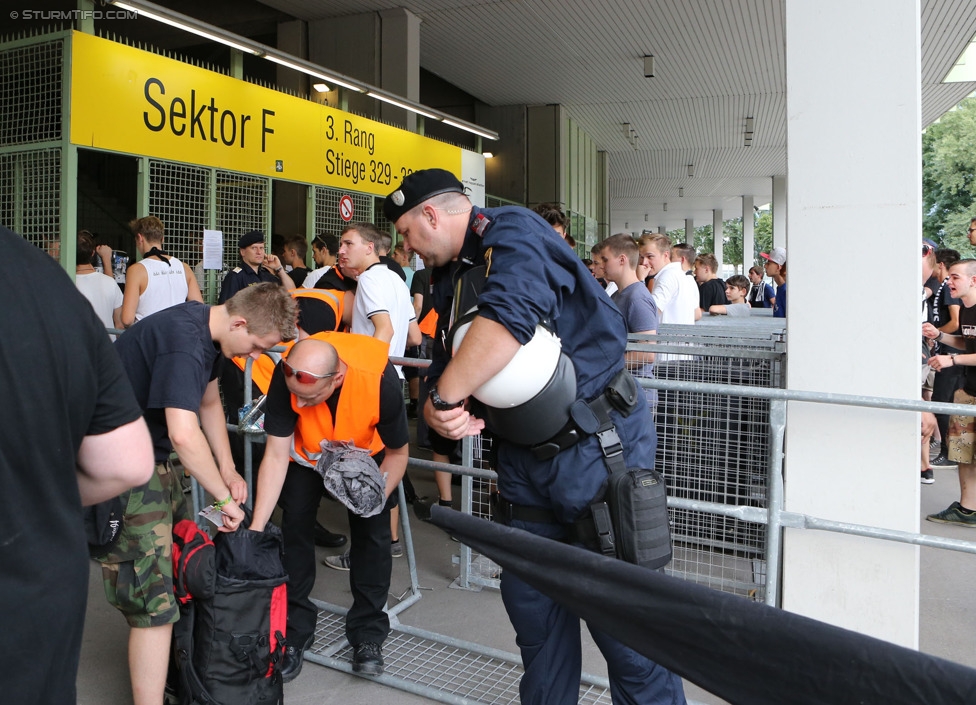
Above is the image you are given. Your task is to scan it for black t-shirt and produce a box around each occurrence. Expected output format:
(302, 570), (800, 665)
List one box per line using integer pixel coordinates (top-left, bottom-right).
(932, 278), (963, 354)
(264, 358), (409, 464)
(959, 303), (976, 395)
(379, 255), (406, 282)
(1, 227), (142, 704)
(289, 266), (309, 288)
(114, 301), (222, 462)
(410, 268), (433, 323)
(314, 264), (357, 294)
(699, 278), (728, 309)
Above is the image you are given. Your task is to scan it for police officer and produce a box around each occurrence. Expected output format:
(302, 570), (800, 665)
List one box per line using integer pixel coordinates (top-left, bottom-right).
(218, 230), (295, 303)
(385, 170), (686, 705)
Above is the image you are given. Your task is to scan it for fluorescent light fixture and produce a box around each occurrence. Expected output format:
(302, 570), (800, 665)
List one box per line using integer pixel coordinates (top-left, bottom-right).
(106, 0), (499, 141)
(687, 164), (695, 178)
(644, 214), (648, 222)
(678, 188), (684, 197)
(663, 202), (668, 212)
(482, 152), (494, 159)
(312, 82), (329, 93)
(945, 35), (976, 82)
(441, 118), (497, 141)
(367, 92), (441, 121)
(112, 1), (259, 55)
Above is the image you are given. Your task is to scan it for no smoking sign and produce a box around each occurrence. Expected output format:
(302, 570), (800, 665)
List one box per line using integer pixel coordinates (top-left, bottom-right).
(338, 194), (355, 222)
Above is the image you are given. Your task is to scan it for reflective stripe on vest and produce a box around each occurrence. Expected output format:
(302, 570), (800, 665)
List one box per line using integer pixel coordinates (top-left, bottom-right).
(290, 332), (389, 468)
(292, 287), (344, 327)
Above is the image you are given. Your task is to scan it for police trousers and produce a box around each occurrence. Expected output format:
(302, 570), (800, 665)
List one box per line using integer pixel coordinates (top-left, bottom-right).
(277, 461), (394, 647)
(501, 518), (686, 705)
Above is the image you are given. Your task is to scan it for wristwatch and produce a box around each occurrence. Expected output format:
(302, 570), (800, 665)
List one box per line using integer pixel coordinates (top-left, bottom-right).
(429, 385), (464, 411)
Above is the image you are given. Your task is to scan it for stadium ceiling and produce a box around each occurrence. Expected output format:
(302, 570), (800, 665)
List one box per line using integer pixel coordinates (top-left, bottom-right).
(253, 0), (976, 232)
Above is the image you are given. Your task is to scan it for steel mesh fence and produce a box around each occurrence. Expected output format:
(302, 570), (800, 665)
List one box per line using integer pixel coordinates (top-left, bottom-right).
(148, 159), (211, 294)
(0, 38), (63, 146)
(652, 345), (779, 600)
(0, 147), (61, 250)
(314, 186), (374, 238)
(215, 170), (269, 300)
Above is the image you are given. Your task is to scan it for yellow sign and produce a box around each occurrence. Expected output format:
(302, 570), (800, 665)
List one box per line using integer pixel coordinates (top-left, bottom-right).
(69, 31), (462, 194)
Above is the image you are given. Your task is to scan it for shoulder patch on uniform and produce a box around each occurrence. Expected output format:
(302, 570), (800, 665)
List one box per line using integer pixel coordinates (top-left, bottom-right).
(232, 267), (242, 273)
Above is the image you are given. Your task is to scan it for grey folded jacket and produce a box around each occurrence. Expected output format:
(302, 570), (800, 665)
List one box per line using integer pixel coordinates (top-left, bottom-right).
(313, 439), (386, 517)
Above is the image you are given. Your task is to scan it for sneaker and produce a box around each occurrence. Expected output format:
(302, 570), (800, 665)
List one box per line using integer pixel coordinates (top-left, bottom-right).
(352, 641), (384, 675)
(926, 502), (976, 527)
(921, 469), (935, 484)
(931, 454), (958, 469)
(391, 539), (403, 558)
(323, 551), (351, 571)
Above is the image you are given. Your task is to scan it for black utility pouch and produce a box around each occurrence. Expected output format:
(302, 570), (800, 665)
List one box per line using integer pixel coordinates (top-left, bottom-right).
(606, 467), (672, 570)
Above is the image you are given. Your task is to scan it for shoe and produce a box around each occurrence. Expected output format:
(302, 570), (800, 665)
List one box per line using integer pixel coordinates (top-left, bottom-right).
(281, 634), (314, 683)
(323, 551), (351, 571)
(921, 469), (935, 484)
(391, 539), (403, 558)
(931, 454), (958, 469)
(926, 502), (976, 527)
(352, 641), (384, 675)
(314, 523), (347, 548)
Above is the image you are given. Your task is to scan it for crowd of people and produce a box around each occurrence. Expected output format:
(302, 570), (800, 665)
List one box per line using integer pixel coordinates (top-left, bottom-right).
(27, 180), (944, 705)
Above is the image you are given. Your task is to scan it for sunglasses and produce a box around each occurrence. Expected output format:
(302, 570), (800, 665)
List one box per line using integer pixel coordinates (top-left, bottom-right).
(282, 359), (336, 384)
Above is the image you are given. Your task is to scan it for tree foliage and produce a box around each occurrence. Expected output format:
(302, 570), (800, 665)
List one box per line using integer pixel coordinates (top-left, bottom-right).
(923, 96), (976, 251)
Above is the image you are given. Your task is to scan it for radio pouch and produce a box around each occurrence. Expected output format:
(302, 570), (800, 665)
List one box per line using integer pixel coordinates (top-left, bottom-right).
(606, 467), (672, 570)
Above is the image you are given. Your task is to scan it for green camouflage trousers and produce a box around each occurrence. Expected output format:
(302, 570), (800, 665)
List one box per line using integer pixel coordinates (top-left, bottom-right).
(97, 461), (188, 628)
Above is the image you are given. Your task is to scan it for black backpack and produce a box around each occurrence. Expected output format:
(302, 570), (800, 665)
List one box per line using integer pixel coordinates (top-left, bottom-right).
(171, 517), (288, 705)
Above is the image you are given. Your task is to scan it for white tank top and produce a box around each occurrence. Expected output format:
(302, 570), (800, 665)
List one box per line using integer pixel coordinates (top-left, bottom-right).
(135, 256), (190, 321)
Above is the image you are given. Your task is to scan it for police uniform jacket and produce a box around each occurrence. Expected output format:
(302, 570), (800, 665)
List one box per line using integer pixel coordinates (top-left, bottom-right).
(218, 262), (279, 304)
(432, 206), (658, 525)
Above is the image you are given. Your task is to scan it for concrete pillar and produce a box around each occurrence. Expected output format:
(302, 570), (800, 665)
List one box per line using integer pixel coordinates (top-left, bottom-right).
(742, 195), (755, 271)
(772, 175), (787, 250)
(685, 218), (694, 246)
(379, 8), (420, 132)
(712, 208), (723, 269)
(527, 105), (566, 207)
(782, 0), (920, 646)
(276, 20), (307, 94)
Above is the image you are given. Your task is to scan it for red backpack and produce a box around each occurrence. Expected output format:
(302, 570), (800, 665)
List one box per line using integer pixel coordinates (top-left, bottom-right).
(171, 518), (288, 705)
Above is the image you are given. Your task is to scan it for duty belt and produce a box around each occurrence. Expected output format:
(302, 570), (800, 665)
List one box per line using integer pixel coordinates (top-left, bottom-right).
(491, 493), (600, 548)
(529, 368), (641, 474)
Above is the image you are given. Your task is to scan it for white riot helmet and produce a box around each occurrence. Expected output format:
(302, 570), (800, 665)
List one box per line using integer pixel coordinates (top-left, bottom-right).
(448, 267), (576, 446)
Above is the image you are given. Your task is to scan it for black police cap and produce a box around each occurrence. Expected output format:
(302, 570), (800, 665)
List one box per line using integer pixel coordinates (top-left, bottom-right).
(383, 169), (465, 224)
(238, 230), (264, 249)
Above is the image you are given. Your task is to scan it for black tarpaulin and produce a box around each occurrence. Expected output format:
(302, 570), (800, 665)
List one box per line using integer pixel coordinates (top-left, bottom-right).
(430, 505), (975, 705)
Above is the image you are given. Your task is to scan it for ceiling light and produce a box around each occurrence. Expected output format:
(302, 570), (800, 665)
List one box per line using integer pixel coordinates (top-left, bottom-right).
(312, 82), (329, 93)
(644, 214), (648, 222)
(687, 164), (695, 178)
(663, 202), (668, 212)
(112, 1), (260, 55)
(679, 188), (684, 197)
(367, 91), (441, 121)
(744, 116), (754, 147)
(482, 152), (494, 159)
(643, 55), (655, 78)
(105, 0), (499, 141)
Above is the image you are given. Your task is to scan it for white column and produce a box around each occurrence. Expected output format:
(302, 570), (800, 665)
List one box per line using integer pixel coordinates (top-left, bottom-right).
(712, 208), (723, 270)
(783, 0), (920, 647)
(742, 195), (755, 271)
(684, 218), (694, 246)
(772, 175), (787, 250)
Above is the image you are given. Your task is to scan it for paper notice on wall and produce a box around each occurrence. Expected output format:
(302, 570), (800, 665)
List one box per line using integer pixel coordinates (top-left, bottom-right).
(203, 230), (223, 270)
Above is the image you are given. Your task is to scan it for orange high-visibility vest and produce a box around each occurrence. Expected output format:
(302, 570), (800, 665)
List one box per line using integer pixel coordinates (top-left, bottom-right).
(418, 308), (438, 337)
(290, 332), (389, 467)
(231, 289), (344, 392)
